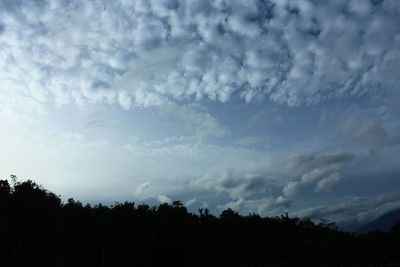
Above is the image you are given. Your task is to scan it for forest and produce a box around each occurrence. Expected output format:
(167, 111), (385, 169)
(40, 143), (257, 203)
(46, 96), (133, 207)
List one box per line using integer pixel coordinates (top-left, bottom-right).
(0, 177), (399, 267)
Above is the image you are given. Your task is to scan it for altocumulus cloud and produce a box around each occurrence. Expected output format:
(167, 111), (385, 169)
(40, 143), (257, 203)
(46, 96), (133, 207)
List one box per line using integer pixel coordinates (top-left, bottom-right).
(1, 0), (400, 114)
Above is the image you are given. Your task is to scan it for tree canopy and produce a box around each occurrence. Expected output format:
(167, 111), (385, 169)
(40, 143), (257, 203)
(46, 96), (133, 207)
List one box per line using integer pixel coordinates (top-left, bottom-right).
(0, 177), (399, 267)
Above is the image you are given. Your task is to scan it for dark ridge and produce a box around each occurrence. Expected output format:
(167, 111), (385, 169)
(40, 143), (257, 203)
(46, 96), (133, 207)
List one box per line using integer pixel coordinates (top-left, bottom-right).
(356, 209), (400, 234)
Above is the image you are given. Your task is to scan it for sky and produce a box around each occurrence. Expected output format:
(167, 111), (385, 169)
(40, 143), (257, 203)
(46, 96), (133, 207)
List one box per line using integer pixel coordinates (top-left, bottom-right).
(1, 0), (400, 230)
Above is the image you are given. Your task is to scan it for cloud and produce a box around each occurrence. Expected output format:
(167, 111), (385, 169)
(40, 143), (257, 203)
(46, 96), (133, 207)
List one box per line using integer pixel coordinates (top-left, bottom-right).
(338, 106), (400, 147)
(157, 194), (172, 204)
(286, 151), (356, 174)
(283, 151), (357, 197)
(1, 0), (399, 114)
(173, 104), (228, 142)
(315, 173), (342, 193)
(192, 171), (278, 199)
(185, 198), (197, 207)
(283, 169), (322, 197)
(135, 182), (152, 199)
(0, 108), (279, 202)
(118, 91), (133, 110)
(283, 167), (341, 197)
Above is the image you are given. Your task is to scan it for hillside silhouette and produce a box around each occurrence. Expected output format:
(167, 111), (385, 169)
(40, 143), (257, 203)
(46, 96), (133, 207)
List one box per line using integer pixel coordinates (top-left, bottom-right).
(356, 209), (400, 234)
(1, 176), (399, 267)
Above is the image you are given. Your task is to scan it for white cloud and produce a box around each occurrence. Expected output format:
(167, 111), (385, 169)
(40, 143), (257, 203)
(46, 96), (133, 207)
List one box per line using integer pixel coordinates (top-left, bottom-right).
(135, 182), (152, 199)
(315, 173), (342, 193)
(283, 163), (346, 197)
(118, 91), (132, 110)
(282, 150), (371, 197)
(185, 198), (197, 207)
(157, 194), (172, 204)
(170, 104), (228, 142)
(192, 171), (277, 199)
(286, 151), (356, 174)
(1, 0), (399, 115)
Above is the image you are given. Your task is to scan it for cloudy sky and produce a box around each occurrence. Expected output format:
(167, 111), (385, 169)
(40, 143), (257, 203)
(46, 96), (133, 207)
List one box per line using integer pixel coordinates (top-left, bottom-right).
(1, 0), (400, 230)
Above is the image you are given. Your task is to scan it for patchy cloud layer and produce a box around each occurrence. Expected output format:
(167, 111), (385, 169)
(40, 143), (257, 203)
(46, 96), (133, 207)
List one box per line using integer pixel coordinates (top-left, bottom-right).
(283, 151), (357, 197)
(1, 0), (400, 113)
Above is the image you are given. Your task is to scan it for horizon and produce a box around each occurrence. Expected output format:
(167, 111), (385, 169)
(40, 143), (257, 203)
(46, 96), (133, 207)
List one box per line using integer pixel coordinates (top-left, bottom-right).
(1, 0), (400, 232)
(4, 175), (400, 233)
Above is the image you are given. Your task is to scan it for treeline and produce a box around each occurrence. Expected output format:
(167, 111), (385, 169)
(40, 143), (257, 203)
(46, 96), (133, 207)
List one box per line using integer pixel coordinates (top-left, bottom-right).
(0, 178), (399, 267)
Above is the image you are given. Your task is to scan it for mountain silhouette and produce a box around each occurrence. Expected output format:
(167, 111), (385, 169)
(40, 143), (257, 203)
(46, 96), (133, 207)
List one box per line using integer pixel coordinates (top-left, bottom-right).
(356, 209), (400, 234)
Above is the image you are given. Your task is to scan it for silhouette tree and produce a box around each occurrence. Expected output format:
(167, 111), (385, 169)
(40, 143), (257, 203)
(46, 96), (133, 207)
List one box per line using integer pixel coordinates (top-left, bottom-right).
(1, 176), (400, 267)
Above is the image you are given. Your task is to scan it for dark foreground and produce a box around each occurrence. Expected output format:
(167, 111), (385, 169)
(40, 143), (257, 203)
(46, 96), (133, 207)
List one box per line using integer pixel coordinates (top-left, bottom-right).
(1, 178), (399, 267)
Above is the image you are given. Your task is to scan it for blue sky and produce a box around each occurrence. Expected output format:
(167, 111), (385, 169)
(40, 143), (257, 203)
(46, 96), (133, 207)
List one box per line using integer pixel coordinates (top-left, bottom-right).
(1, 0), (400, 230)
